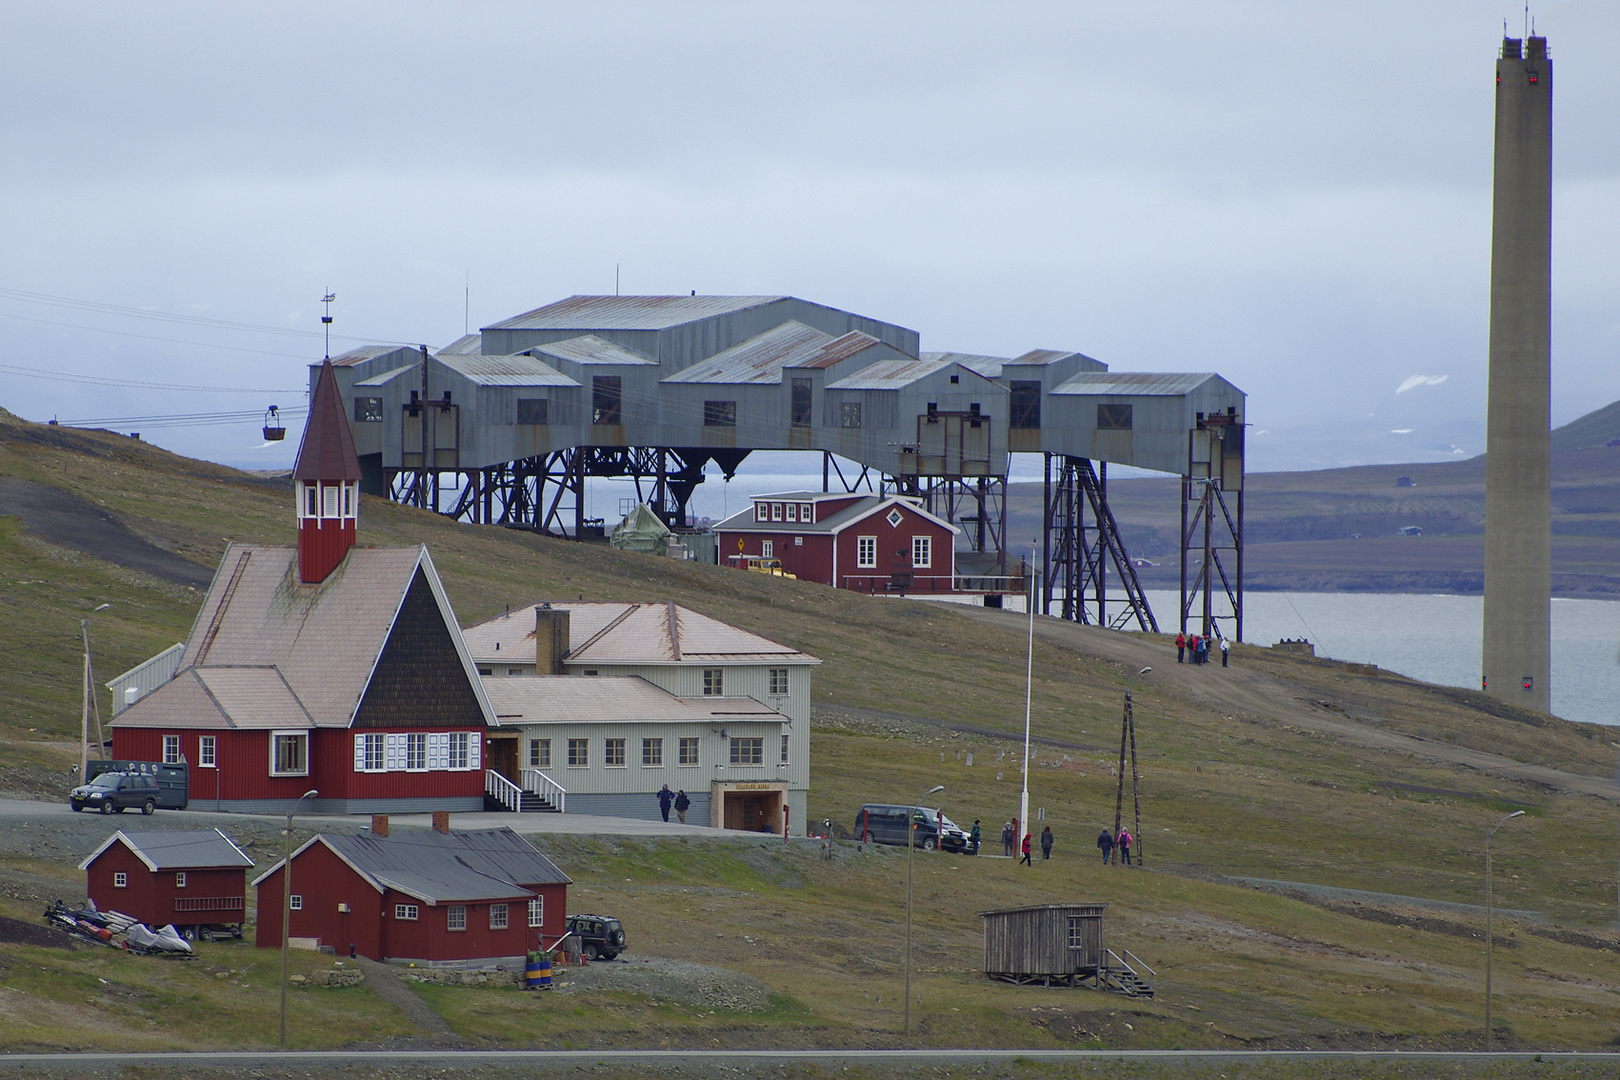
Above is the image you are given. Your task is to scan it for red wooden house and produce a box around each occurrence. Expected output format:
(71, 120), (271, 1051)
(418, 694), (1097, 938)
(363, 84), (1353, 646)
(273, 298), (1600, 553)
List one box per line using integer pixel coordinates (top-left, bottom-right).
(109, 361), (496, 814)
(79, 829), (254, 937)
(252, 819), (571, 965)
(714, 491), (958, 594)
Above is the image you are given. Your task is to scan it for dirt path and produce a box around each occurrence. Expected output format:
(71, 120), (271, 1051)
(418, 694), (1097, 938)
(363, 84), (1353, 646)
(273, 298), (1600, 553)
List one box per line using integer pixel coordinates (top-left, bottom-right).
(348, 957), (467, 1045)
(0, 476), (213, 588)
(955, 607), (1619, 802)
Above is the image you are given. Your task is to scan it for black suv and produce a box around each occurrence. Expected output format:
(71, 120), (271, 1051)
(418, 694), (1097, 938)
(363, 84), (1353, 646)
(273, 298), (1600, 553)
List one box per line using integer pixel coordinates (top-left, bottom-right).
(565, 914), (626, 961)
(70, 772), (161, 815)
(854, 803), (970, 853)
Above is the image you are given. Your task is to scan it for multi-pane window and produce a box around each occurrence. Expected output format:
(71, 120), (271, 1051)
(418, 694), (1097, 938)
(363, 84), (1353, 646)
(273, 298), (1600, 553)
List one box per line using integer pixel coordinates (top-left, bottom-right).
(354, 396), (384, 422)
(604, 738), (626, 767)
(406, 732), (428, 771)
(768, 668), (789, 696)
(643, 738), (663, 766)
(490, 904), (509, 930)
(785, 503), (797, 523)
(755, 502), (769, 522)
(702, 669), (723, 696)
(761, 540), (774, 558)
(840, 401), (862, 428)
(1067, 917), (1085, 950)
(592, 376), (622, 425)
(911, 536), (932, 568)
(447, 906), (467, 931)
(529, 897), (544, 928)
(1009, 381), (1042, 429)
(800, 503), (813, 521)
(448, 731), (471, 770)
(114, 872), (127, 888)
(568, 738), (589, 767)
(771, 503), (783, 521)
(530, 738), (551, 768)
(1097, 403), (1133, 431)
(857, 536), (877, 569)
(730, 737), (764, 766)
(781, 734), (790, 764)
(163, 735), (181, 764)
(517, 398), (548, 425)
(199, 735), (216, 768)
(395, 904), (419, 921)
(272, 732), (308, 776)
(290, 895), (303, 910)
(361, 733), (385, 772)
(790, 377), (812, 427)
(703, 400), (737, 427)
(679, 737), (700, 766)
(176, 872), (186, 888)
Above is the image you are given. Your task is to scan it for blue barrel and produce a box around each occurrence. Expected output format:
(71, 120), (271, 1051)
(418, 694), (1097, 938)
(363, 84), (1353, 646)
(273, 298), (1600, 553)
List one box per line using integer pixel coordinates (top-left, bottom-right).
(524, 955), (552, 990)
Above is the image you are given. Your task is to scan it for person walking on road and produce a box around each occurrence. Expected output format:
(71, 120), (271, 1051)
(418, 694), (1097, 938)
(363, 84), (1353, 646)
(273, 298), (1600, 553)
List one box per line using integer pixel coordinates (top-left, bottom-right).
(1220, 637), (1229, 667)
(1097, 828), (1115, 864)
(673, 789), (690, 824)
(1001, 821), (1014, 858)
(1040, 825), (1054, 860)
(657, 785), (674, 822)
(1175, 631), (1185, 663)
(970, 819), (982, 855)
(1019, 833), (1033, 866)
(1116, 828), (1133, 866)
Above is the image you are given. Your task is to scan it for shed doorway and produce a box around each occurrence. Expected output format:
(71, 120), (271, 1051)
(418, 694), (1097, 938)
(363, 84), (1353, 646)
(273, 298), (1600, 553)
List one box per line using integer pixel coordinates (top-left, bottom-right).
(710, 781), (787, 833)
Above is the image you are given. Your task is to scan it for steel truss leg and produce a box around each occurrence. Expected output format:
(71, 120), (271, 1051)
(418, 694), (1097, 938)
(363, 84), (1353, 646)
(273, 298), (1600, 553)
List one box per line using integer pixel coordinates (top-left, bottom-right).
(1042, 455), (1156, 632)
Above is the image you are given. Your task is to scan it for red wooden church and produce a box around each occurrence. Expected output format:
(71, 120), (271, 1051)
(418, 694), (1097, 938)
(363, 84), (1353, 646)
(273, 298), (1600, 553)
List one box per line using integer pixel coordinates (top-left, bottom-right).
(110, 361), (496, 814)
(79, 829), (254, 937)
(253, 818), (570, 965)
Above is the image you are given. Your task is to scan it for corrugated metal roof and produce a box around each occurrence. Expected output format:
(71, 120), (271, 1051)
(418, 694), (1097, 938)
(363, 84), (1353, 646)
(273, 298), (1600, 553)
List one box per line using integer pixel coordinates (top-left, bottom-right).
(713, 493), (957, 537)
(463, 601), (819, 667)
(484, 676), (780, 724)
(660, 321), (833, 385)
(292, 361), (363, 482)
(308, 827), (570, 903)
(436, 334), (482, 356)
(487, 295), (787, 332)
(530, 333), (657, 367)
(826, 357), (954, 390)
(797, 330), (887, 368)
(80, 829), (255, 872)
(1051, 372), (1222, 396)
(329, 345), (413, 368)
(921, 351), (1010, 378)
(353, 363), (418, 388)
(192, 666), (314, 730)
(435, 352), (578, 387)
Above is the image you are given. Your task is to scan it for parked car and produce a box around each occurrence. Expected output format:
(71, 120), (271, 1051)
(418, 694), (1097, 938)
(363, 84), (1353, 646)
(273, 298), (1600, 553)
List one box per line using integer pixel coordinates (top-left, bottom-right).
(854, 803), (970, 853)
(565, 913), (626, 960)
(70, 772), (161, 815)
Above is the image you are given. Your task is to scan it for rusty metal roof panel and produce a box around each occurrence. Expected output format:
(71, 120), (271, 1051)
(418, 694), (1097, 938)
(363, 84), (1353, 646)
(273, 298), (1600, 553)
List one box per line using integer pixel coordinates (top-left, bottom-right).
(464, 601), (819, 666)
(436, 335), (483, 356)
(826, 357), (953, 390)
(661, 322), (833, 385)
(487, 295), (788, 331)
(921, 351), (1011, 378)
(529, 333), (657, 366)
(795, 330), (886, 369)
(436, 352), (578, 387)
(330, 345), (412, 368)
(1051, 372), (1223, 396)
(353, 363), (418, 388)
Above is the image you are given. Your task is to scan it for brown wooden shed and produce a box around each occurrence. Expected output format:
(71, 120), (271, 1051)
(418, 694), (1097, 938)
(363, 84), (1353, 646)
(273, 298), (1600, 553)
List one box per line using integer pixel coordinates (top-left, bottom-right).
(980, 902), (1106, 987)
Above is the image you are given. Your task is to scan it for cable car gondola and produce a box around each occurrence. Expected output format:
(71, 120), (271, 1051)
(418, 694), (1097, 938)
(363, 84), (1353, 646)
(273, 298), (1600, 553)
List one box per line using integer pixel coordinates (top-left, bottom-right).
(263, 405), (285, 441)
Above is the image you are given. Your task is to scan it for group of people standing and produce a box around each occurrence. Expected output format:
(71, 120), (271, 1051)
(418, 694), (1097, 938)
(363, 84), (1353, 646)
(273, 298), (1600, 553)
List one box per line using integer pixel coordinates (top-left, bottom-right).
(656, 785), (691, 823)
(1175, 628), (1228, 667)
(1096, 827), (1133, 865)
(995, 822), (1059, 865)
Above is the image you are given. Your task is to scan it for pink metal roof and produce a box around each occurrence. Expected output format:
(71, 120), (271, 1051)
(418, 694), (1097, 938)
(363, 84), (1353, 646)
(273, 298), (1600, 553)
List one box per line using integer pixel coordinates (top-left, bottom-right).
(462, 601), (819, 667)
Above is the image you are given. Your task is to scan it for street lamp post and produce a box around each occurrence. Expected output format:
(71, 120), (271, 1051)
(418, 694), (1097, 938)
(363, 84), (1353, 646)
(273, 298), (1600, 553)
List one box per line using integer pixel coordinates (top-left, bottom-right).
(79, 603), (111, 777)
(1485, 808), (1524, 1051)
(280, 788), (320, 1048)
(904, 782), (944, 1038)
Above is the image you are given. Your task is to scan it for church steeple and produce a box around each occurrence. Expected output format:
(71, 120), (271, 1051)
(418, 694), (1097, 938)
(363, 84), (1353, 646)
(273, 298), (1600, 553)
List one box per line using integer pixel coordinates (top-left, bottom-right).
(293, 360), (363, 583)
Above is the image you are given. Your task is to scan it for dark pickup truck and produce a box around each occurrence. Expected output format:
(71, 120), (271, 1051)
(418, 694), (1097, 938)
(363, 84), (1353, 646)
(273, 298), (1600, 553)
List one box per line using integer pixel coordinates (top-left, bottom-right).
(70, 772), (161, 815)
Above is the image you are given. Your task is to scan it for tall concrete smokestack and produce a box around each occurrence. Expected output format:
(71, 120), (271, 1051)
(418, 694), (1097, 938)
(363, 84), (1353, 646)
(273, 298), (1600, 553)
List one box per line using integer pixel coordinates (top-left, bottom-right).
(1482, 34), (1552, 713)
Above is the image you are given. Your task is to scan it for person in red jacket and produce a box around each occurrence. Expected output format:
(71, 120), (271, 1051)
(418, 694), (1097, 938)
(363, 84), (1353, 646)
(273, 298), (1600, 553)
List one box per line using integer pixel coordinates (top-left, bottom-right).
(1176, 631), (1185, 663)
(1019, 833), (1033, 866)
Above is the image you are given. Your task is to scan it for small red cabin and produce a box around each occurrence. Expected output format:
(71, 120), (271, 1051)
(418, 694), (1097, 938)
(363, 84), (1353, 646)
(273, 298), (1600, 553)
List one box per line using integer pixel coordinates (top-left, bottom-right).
(79, 829), (254, 936)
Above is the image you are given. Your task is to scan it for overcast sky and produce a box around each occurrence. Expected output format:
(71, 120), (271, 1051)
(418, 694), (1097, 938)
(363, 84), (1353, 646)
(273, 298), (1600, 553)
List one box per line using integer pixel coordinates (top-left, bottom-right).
(3, 1), (1615, 517)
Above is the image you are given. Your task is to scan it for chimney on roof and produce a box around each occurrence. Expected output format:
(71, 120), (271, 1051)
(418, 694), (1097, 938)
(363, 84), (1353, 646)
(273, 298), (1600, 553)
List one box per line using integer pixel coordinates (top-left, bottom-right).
(536, 603), (569, 675)
(371, 814), (389, 837)
(432, 811), (451, 834)
(293, 360), (364, 584)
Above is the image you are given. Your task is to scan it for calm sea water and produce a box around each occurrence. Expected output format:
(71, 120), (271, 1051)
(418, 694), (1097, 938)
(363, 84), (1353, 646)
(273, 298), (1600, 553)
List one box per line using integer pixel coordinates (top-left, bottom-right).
(1141, 590), (1620, 728)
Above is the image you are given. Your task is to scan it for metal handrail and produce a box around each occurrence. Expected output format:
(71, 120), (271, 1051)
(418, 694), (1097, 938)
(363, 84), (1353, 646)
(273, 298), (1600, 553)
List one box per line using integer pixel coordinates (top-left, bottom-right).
(486, 769), (522, 812)
(1102, 947), (1156, 992)
(522, 768), (567, 813)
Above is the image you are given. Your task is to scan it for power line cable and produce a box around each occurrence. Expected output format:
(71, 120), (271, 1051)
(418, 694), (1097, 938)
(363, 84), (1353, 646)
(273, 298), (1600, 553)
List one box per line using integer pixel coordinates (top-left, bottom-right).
(0, 361), (303, 395)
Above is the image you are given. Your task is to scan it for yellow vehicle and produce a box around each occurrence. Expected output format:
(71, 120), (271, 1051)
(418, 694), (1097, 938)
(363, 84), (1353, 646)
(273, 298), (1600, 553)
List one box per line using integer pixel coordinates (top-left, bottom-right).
(728, 555), (797, 579)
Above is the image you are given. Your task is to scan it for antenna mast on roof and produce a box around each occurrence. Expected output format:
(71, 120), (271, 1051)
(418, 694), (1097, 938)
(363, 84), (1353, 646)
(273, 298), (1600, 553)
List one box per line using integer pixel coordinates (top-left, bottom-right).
(321, 292), (336, 360)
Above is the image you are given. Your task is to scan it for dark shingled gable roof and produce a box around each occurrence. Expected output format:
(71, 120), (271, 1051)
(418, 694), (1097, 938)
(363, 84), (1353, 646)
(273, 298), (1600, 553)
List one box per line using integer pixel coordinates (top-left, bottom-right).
(292, 360), (362, 482)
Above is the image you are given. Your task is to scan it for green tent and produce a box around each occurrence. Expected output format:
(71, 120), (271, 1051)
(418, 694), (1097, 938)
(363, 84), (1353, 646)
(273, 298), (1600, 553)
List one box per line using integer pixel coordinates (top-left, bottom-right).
(610, 503), (672, 555)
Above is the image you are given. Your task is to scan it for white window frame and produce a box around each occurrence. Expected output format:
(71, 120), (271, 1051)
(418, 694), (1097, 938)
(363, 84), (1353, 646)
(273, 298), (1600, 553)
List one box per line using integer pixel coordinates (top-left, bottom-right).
(856, 536), (877, 569)
(448, 731), (470, 771)
(529, 896), (544, 928)
(800, 503), (813, 520)
(604, 737), (626, 768)
(199, 735), (216, 769)
(356, 732), (385, 773)
(702, 668), (723, 696)
(568, 738), (589, 768)
(303, 483), (319, 517)
(395, 903), (419, 921)
(447, 905), (467, 932)
(755, 502), (769, 522)
(642, 738), (663, 767)
(761, 539), (774, 559)
(679, 737), (700, 766)
(782, 733), (790, 764)
(785, 503), (797, 522)
(912, 535), (932, 569)
(771, 503), (783, 521)
(270, 730), (309, 777)
(176, 872), (186, 888)
(323, 485), (340, 518)
(489, 903), (509, 930)
(769, 668), (789, 696)
(405, 732), (427, 772)
(162, 734), (181, 765)
(290, 894), (303, 910)
(114, 872), (127, 888)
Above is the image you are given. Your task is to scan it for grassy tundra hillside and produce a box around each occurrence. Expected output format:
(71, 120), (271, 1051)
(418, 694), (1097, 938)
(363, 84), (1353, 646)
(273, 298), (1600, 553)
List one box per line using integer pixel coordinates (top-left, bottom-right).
(2, 406), (1618, 1053)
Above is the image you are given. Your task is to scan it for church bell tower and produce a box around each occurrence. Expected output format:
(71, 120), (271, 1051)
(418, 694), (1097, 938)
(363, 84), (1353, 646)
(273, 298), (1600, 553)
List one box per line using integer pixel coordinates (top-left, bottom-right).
(293, 360), (363, 583)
